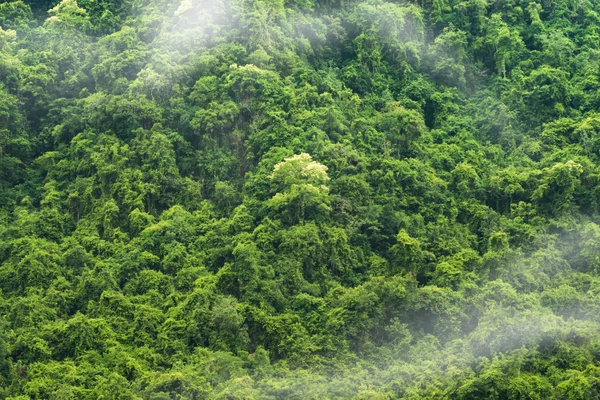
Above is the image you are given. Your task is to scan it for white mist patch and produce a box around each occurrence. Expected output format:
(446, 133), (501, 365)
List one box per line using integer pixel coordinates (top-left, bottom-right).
(235, 227), (600, 398)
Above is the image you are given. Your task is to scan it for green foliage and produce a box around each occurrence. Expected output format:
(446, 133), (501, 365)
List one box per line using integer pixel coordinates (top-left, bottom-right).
(2, 0), (600, 397)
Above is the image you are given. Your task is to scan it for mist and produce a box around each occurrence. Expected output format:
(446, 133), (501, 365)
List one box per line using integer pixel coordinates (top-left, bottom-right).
(1, 0), (599, 398)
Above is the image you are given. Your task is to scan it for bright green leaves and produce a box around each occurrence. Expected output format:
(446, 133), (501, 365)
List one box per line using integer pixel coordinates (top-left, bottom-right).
(270, 152), (329, 187)
(451, 162), (484, 200)
(226, 63), (289, 117)
(0, 84), (28, 188)
(51, 312), (117, 358)
(77, 0), (125, 34)
(0, 26), (16, 50)
(0, 237), (64, 294)
(268, 153), (330, 225)
(0, 26), (19, 92)
(4, 0), (600, 397)
(191, 100), (240, 137)
(91, 26), (147, 91)
(521, 66), (573, 125)
(350, 1), (424, 46)
(209, 295), (249, 352)
(229, 239), (271, 300)
(345, 1), (424, 95)
(234, 0), (285, 51)
(377, 102), (426, 156)
(428, 26), (469, 89)
(390, 229), (426, 276)
(532, 160), (583, 215)
(0, 1), (32, 30)
(487, 14), (525, 79)
(45, 0), (91, 32)
(130, 125), (183, 212)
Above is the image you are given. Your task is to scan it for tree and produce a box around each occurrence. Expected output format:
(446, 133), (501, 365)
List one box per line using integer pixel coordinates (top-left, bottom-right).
(45, 0), (91, 32)
(428, 26), (470, 89)
(377, 102), (426, 156)
(268, 153), (330, 225)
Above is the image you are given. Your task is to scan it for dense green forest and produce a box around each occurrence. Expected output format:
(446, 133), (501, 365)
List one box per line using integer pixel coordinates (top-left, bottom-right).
(3, 0), (600, 397)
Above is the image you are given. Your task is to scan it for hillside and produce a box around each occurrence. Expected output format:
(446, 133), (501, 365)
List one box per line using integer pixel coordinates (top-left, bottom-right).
(2, 0), (600, 398)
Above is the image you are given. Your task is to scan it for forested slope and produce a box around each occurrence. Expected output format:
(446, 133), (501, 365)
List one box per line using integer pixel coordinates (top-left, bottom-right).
(2, 0), (600, 398)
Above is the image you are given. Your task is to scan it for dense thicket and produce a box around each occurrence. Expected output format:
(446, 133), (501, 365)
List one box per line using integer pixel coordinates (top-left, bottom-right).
(2, 0), (600, 398)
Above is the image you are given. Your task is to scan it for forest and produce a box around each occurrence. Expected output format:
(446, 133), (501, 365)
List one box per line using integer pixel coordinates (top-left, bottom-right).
(2, 0), (600, 398)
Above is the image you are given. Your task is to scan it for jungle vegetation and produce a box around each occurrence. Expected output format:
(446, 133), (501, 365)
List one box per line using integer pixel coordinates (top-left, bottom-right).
(2, 0), (600, 398)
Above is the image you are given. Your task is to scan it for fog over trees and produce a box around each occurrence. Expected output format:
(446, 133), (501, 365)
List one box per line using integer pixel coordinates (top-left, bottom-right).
(2, 0), (600, 398)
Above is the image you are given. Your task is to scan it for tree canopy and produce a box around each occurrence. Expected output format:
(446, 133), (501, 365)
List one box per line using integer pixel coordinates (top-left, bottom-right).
(2, 0), (600, 398)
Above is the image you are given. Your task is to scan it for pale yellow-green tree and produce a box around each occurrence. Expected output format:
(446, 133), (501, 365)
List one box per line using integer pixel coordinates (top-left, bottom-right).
(268, 153), (330, 225)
